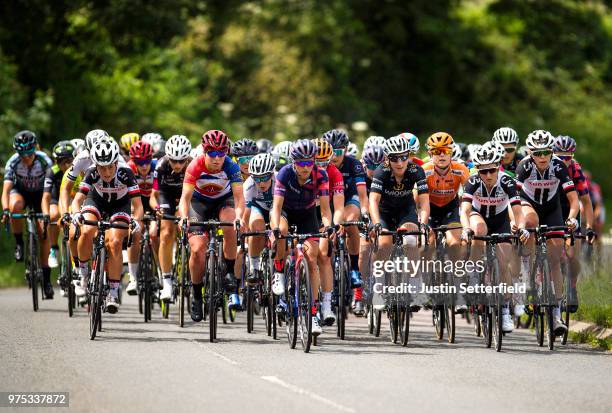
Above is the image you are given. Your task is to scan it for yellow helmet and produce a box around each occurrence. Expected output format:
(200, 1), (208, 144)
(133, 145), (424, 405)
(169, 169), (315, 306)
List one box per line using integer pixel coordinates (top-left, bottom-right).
(426, 132), (454, 150)
(314, 138), (333, 161)
(120, 133), (140, 153)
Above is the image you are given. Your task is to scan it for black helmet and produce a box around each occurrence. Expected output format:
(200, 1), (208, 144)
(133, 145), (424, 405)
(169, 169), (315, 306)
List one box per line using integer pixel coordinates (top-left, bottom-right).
(323, 129), (349, 149)
(13, 130), (37, 154)
(232, 139), (259, 157)
(256, 138), (274, 154)
(52, 140), (76, 160)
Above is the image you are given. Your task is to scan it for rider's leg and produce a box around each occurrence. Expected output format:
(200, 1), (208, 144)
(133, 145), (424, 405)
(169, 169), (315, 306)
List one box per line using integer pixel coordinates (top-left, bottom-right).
(318, 236), (335, 323)
(105, 226), (128, 311)
(48, 204), (60, 263)
(344, 204), (362, 287)
(9, 192), (25, 259)
(247, 212), (266, 278)
(219, 206), (239, 291)
(271, 216), (288, 295)
(126, 228), (141, 291)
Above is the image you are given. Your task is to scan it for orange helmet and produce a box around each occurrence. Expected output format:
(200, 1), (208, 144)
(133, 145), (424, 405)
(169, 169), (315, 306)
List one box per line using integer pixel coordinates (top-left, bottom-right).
(426, 132), (454, 150)
(314, 138), (333, 161)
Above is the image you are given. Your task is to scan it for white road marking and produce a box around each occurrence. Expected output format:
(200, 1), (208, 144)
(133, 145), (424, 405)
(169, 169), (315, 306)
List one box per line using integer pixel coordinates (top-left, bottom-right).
(193, 340), (240, 365)
(261, 375), (356, 413)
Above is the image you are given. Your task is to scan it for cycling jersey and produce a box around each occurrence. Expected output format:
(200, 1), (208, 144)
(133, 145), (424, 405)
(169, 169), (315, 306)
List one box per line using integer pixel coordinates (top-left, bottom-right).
(515, 156), (575, 206)
(244, 175), (276, 212)
(43, 164), (63, 203)
(128, 159), (157, 198)
(152, 155), (188, 198)
(370, 163), (428, 212)
(422, 161), (470, 208)
(79, 165), (140, 207)
(560, 159), (589, 219)
(336, 156), (366, 201)
(184, 155), (242, 202)
(4, 151), (52, 193)
(65, 149), (127, 182)
(274, 164), (329, 211)
(500, 153), (524, 178)
(462, 173), (521, 219)
(60, 169), (82, 200)
(411, 157), (424, 166)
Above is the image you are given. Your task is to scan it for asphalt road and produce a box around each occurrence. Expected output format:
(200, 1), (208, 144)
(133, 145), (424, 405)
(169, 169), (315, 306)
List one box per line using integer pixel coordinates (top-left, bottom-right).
(0, 288), (610, 413)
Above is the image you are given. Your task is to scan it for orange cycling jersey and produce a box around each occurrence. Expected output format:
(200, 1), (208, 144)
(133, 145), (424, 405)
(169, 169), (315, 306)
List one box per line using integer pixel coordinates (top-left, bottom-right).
(422, 160), (469, 207)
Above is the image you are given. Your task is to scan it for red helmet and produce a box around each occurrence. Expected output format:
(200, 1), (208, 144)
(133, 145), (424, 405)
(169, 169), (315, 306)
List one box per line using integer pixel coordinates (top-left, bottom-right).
(202, 130), (230, 152)
(129, 140), (154, 161)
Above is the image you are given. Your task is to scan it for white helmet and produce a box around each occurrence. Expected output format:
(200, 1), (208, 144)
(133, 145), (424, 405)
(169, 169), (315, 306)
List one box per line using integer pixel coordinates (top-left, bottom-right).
(91, 138), (120, 166)
(248, 153), (276, 176)
(492, 127), (519, 145)
(473, 142), (502, 166)
(384, 135), (410, 156)
(141, 132), (163, 144)
(70, 138), (85, 150)
(273, 141), (292, 158)
(364, 136), (386, 150)
(85, 129), (110, 150)
(347, 142), (359, 157)
(467, 144), (482, 161)
(165, 135), (192, 161)
(488, 140), (506, 160)
(397, 133), (419, 153)
(451, 143), (462, 161)
(526, 130), (554, 150)
(517, 145), (529, 157)
(190, 144), (204, 159)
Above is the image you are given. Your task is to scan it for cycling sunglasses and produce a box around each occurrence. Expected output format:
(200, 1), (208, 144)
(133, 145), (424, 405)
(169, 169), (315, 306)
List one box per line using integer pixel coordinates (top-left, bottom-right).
(478, 167), (498, 175)
(556, 154), (574, 161)
(206, 150), (226, 158)
(532, 150), (552, 157)
(366, 163), (378, 171)
(429, 147), (452, 156)
(388, 155), (409, 163)
(503, 147), (516, 153)
(294, 159), (314, 168)
(18, 150), (36, 158)
(135, 159), (152, 166)
(237, 155), (254, 165)
(169, 158), (187, 165)
(315, 160), (330, 168)
(252, 174), (273, 183)
(333, 148), (345, 156)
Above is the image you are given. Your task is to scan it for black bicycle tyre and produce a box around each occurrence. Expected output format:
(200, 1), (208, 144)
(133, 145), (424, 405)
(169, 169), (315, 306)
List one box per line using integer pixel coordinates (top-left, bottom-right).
(297, 258), (313, 353)
(208, 251), (217, 342)
(286, 258), (298, 349)
(30, 232), (39, 312)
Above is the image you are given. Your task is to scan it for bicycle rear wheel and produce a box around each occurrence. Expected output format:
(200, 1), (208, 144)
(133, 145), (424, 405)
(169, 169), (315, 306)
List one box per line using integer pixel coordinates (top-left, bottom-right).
(62, 239), (75, 317)
(433, 306), (445, 340)
(297, 259), (313, 353)
(246, 286), (255, 333)
(445, 301), (456, 344)
(492, 260), (503, 352)
(89, 250), (104, 340)
(143, 245), (152, 322)
(534, 306), (544, 347)
(374, 309), (382, 337)
(546, 305), (555, 350)
(388, 305), (399, 344)
(399, 306), (410, 346)
(482, 307), (493, 348)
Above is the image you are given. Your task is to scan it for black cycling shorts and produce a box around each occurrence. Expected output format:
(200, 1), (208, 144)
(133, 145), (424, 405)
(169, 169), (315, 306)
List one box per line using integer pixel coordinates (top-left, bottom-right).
(429, 201), (461, 229)
(157, 191), (181, 215)
(470, 211), (511, 235)
(379, 207), (418, 230)
(188, 194), (235, 234)
(521, 197), (564, 228)
(81, 195), (131, 224)
(282, 207), (319, 235)
(10, 189), (43, 213)
(250, 203), (270, 224)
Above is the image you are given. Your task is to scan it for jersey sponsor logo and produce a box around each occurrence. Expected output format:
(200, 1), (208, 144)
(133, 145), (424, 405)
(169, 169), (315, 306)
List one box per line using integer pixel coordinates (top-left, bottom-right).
(473, 195), (508, 206)
(528, 180), (557, 188)
(393, 182), (405, 191)
(196, 182), (226, 196)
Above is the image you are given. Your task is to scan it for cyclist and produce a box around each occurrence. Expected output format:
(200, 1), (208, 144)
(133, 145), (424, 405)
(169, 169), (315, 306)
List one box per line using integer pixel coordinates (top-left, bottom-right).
(357, 144), (386, 314)
(584, 170), (605, 252)
(71, 139), (143, 312)
(398, 133), (423, 166)
(178, 130), (245, 322)
(325, 129), (368, 296)
(492, 127), (523, 178)
(232, 138), (259, 181)
(363, 136), (386, 151)
(242, 153), (276, 283)
(422, 133), (469, 255)
(42, 141), (75, 270)
(369, 135), (430, 308)
(553, 135), (594, 313)
(256, 138), (274, 154)
(313, 138), (344, 324)
(120, 132), (140, 161)
(270, 139), (333, 335)
(347, 142), (359, 158)
(516, 130), (579, 335)
(125, 140), (158, 296)
(150, 135), (192, 301)
(2, 130), (54, 298)
(272, 141), (292, 172)
(59, 130), (127, 280)
(460, 143), (529, 332)
(452, 143), (463, 163)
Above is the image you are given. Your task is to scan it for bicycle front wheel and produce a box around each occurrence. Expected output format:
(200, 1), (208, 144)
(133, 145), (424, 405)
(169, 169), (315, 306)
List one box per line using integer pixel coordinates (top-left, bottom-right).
(285, 258), (298, 349)
(30, 233), (39, 312)
(297, 259), (313, 353)
(207, 253), (218, 342)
